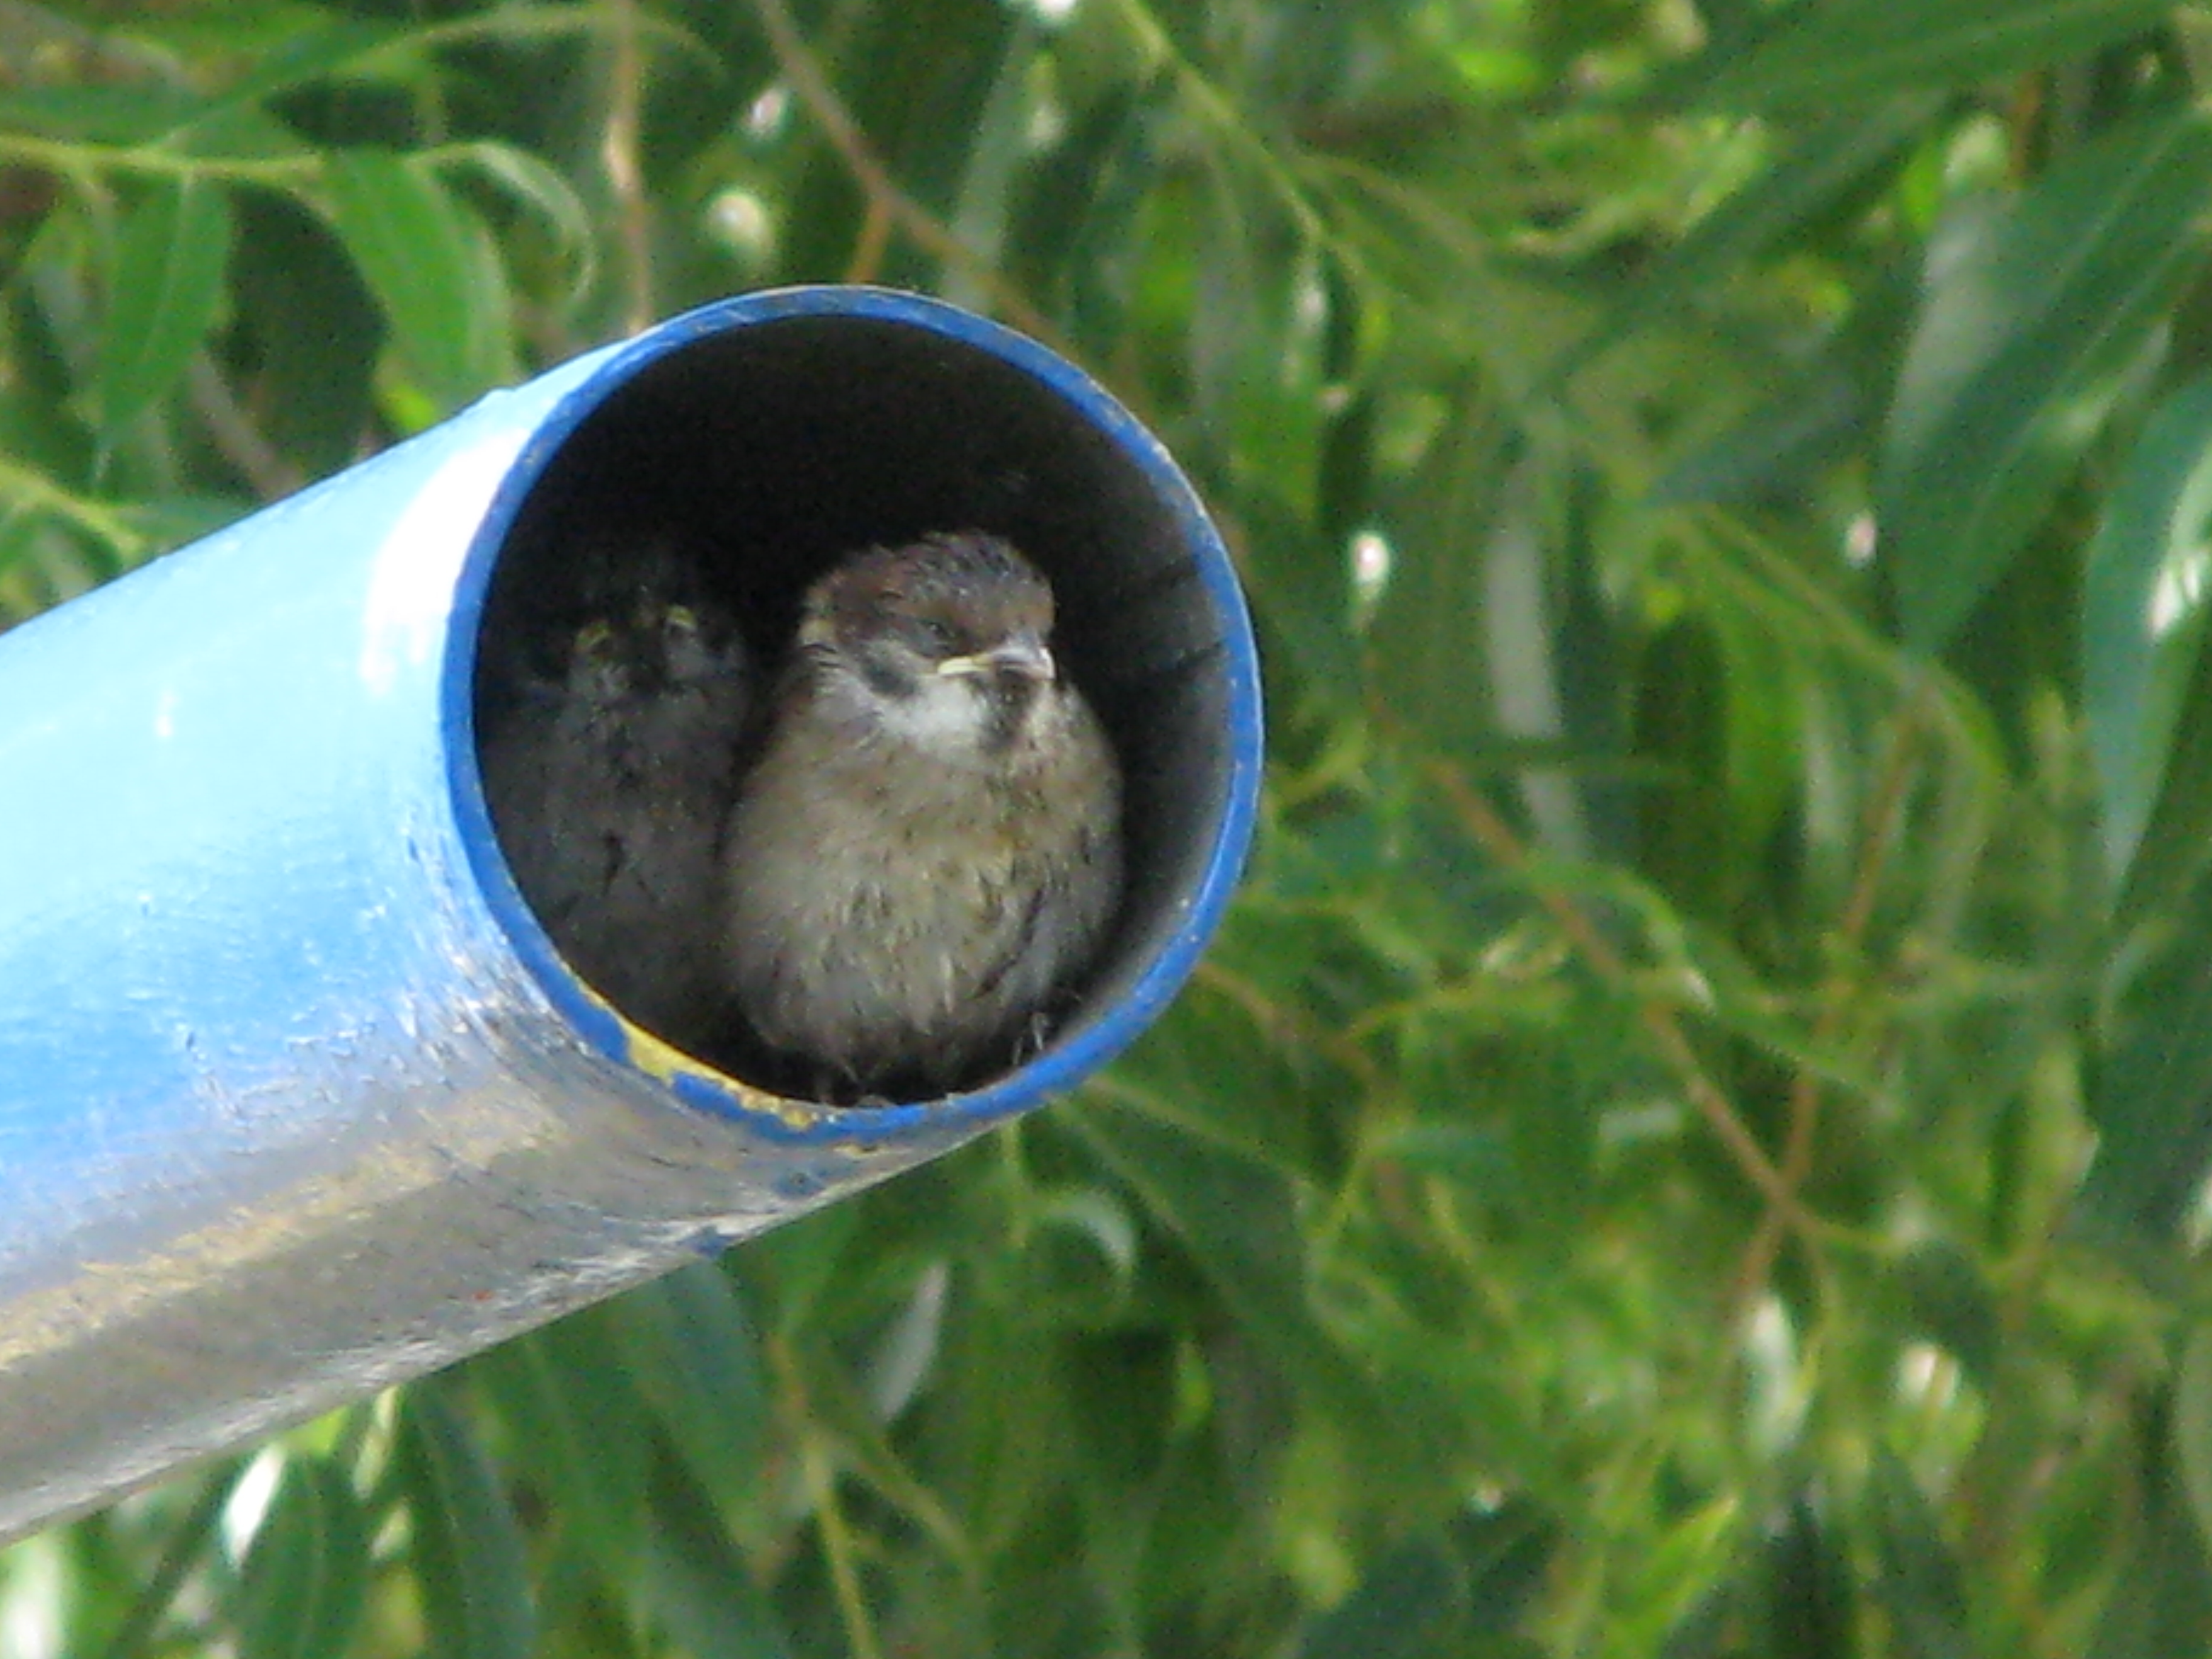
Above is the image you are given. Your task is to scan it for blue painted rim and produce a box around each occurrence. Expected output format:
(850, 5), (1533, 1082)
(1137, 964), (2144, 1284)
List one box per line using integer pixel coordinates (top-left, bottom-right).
(446, 286), (1264, 1146)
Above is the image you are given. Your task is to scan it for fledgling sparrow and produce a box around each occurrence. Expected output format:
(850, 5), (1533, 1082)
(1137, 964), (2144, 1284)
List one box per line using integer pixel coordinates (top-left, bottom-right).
(481, 564), (752, 1049)
(722, 531), (1123, 1099)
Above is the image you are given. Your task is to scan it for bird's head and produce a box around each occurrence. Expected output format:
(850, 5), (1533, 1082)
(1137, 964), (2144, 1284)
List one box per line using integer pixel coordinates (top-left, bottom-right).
(797, 531), (1065, 759)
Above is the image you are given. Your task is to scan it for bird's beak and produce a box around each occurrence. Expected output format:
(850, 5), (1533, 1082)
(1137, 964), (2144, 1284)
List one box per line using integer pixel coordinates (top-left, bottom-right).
(939, 634), (1055, 683)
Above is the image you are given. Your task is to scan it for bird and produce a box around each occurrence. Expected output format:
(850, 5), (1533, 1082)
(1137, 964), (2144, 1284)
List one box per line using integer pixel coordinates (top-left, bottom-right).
(480, 555), (752, 1051)
(721, 530), (1124, 1101)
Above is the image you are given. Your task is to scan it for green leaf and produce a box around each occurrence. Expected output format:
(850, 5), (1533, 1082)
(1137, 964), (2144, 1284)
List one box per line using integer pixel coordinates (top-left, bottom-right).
(322, 149), (508, 407)
(1373, 1121), (1515, 1205)
(2082, 866), (2212, 1238)
(1879, 106), (2212, 648)
(1629, 546), (1838, 923)
(2175, 1323), (2212, 1567)
(2111, 608), (2212, 926)
(84, 1458), (250, 1659)
(641, 1452), (796, 1659)
(606, 1262), (771, 1513)
(2086, 1403), (2212, 1658)
(1068, 1102), (1319, 1361)
(1451, 1502), (1557, 1636)
(441, 141), (597, 309)
(1653, 261), (1917, 507)
(1299, 1533), (1463, 1659)
(2082, 375), (2212, 884)
(187, 19), (409, 121)
(1369, 386), (1509, 759)
(236, 1458), (370, 1659)
(1561, 98), (1933, 384)
(396, 1384), (536, 1659)
(229, 191), (382, 477)
(2088, 836), (2212, 1238)
(0, 83), (312, 161)
(1866, 1450), (1973, 1659)
(471, 1318), (648, 1570)
(0, 85), (212, 146)
(93, 177), (233, 437)
(1891, 1241), (2002, 1389)
(1759, 1495), (1855, 1659)
(1068, 1095), (1460, 1501)
(1692, 0), (2174, 110)
(1009, 78), (1159, 340)
(112, 494), (248, 559)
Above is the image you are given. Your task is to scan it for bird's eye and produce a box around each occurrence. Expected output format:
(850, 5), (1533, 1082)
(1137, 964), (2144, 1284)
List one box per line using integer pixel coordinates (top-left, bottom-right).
(907, 616), (959, 656)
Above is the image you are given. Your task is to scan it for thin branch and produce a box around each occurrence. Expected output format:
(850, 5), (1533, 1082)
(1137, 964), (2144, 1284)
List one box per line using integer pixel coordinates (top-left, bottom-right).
(1101, 0), (1329, 248)
(1194, 955), (1382, 1091)
(804, 1431), (883, 1659)
(845, 191), (893, 286)
(189, 356), (301, 501)
(90, 1460), (248, 1659)
(744, 0), (1063, 349)
(1728, 692), (1925, 1314)
(598, 0), (654, 335)
(0, 133), (318, 187)
(771, 1335), (886, 1659)
(1416, 749), (1824, 1241)
(0, 452), (146, 557)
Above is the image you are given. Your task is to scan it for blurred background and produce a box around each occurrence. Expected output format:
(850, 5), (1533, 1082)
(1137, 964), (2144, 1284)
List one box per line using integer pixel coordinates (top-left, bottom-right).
(4, 0), (2212, 1654)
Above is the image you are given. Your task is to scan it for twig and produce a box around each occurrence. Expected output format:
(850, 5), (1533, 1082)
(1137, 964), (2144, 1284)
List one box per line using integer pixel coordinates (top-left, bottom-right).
(745, 0), (1063, 350)
(1728, 692), (1925, 1313)
(771, 1336), (886, 1659)
(1416, 749), (1822, 1239)
(599, 0), (654, 335)
(189, 356), (301, 500)
(845, 192), (893, 285)
(1193, 955), (1382, 1091)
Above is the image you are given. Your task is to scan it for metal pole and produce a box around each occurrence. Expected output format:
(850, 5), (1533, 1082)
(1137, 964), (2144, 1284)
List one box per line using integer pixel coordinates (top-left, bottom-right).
(0, 287), (1261, 1541)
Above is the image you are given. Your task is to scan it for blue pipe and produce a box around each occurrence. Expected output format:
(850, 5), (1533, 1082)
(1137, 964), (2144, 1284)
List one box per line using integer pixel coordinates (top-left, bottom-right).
(0, 287), (1261, 1541)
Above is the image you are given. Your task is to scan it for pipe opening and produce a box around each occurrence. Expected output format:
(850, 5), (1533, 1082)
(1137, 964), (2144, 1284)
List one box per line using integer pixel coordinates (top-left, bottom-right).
(471, 307), (1242, 1104)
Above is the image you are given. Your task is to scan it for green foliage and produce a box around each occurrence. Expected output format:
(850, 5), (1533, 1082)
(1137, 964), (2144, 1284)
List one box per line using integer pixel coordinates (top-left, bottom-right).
(13, 0), (2212, 1653)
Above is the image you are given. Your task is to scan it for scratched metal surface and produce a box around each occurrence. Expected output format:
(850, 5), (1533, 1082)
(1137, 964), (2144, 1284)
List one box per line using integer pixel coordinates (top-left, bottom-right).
(0, 289), (1261, 1542)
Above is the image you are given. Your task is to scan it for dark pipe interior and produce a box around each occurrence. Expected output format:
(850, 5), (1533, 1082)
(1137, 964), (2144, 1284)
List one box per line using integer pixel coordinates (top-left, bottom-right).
(474, 315), (1238, 1099)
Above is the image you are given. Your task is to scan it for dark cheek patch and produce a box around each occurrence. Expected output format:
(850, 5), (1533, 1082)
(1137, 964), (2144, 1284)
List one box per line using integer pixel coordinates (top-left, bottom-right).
(859, 649), (919, 701)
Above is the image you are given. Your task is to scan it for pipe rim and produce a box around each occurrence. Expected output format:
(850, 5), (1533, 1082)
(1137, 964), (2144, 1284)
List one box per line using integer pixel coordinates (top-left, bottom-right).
(445, 286), (1262, 1145)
